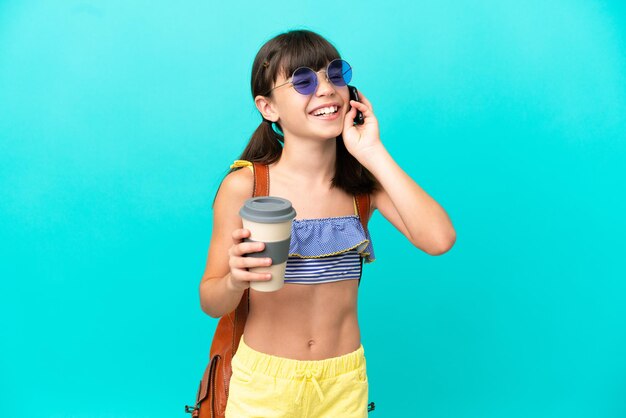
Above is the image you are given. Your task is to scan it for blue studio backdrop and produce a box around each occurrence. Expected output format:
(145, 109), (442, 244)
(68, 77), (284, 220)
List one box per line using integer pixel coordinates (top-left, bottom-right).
(1, 1), (626, 417)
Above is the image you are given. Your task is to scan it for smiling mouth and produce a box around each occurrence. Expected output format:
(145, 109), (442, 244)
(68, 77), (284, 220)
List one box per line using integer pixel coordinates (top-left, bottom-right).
(311, 105), (339, 116)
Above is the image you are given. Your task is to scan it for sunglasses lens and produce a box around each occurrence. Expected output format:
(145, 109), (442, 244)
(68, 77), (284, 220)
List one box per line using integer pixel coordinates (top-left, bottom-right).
(328, 59), (352, 86)
(289, 60), (352, 95)
(291, 67), (317, 95)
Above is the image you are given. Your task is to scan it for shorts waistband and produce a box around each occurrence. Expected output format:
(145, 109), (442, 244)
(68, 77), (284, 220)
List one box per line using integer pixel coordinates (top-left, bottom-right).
(235, 336), (365, 379)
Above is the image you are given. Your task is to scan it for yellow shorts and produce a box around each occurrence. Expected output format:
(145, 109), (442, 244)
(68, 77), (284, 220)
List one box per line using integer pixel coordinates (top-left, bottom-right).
(225, 336), (369, 418)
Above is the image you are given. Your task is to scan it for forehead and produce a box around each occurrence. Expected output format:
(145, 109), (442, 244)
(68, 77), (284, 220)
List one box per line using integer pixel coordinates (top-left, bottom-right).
(275, 51), (338, 79)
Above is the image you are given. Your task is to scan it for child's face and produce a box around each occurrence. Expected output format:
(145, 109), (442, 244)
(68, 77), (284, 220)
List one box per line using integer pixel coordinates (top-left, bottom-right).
(270, 64), (351, 141)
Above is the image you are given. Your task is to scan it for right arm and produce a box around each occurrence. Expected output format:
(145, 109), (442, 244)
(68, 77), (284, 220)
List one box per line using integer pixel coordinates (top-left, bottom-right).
(199, 168), (273, 318)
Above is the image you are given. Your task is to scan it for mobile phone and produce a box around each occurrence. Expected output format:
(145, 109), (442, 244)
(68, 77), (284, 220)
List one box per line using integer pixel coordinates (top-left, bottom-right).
(348, 85), (365, 125)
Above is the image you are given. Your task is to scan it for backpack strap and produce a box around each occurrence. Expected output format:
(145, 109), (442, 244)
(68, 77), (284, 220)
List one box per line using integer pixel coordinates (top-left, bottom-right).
(354, 193), (371, 288)
(354, 193), (371, 232)
(231, 161), (269, 361)
(234, 161), (270, 342)
(252, 162), (269, 197)
(229, 160), (269, 197)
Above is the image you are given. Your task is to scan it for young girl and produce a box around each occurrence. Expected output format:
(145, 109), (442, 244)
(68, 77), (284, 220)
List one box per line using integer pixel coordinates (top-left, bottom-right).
(200, 29), (455, 417)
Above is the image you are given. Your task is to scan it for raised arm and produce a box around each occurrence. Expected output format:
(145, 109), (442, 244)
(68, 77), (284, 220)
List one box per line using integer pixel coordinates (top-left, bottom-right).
(342, 92), (456, 256)
(367, 151), (456, 255)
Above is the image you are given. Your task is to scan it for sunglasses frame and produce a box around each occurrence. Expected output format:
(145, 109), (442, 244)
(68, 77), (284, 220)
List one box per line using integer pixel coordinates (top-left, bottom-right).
(266, 58), (352, 96)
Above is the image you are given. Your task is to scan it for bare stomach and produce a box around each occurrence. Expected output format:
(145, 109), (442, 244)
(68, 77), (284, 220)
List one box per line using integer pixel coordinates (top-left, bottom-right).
(243, 280), (361, 360)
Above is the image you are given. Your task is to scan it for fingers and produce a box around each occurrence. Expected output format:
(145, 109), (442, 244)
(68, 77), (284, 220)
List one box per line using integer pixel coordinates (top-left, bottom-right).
(231, 228), (272, 258)
(344, 92), (376, 128)
(230, 252), (272, 269)
(231, 268), (272, 285)
(228, 228), (273, 288)
(231, 228), (250, 245)
(343, 103), (358, 130)
(231, 240), (266, 257)
(349, 89), (374, 116)
(356, 91), (374, 112)
(349, 99), (375, 120)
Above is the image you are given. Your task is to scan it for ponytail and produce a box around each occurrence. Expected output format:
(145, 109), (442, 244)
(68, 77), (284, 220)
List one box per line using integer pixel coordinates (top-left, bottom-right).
(237, 120), (283, 165)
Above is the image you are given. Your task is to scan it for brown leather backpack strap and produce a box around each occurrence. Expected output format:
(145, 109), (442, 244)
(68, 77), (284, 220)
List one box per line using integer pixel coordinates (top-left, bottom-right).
(232, 162), (269, 352)
(232, 290), (248, 350)
(354, 192), (371, 289)
(355, 193), (371, 231)
(252, 162), (269, 197)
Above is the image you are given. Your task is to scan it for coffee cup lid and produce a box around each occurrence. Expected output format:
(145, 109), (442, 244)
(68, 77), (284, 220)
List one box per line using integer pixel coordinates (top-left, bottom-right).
(239, 196), (297, 223)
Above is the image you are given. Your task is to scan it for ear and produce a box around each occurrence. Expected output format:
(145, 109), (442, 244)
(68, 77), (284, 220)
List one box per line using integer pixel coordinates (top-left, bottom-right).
(254, 95), (279, 123)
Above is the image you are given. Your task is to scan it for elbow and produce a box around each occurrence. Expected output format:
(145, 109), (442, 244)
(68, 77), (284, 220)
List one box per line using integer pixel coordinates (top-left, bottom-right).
(206, 311), (222, 319)
(199, 281), (222, 318)
(426, 231), (456, 256)
(200, 302), (221, 319)
(200, 302), (222, 319)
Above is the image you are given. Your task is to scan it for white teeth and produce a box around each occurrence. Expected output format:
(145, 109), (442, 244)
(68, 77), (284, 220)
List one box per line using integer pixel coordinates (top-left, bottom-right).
(313, 106), (338, 116)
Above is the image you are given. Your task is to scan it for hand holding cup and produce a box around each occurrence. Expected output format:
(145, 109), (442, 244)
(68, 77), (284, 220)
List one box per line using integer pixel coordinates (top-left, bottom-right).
(239, 197), (296, 292)
(226, 228), (274, 292)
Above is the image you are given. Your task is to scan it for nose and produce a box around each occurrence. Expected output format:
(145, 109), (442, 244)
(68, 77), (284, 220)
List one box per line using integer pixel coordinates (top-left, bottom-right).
(315, 71), (335, 96)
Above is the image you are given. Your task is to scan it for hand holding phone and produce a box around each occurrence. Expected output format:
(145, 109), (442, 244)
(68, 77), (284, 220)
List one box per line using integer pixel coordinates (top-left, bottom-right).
(348, 85), (365, 125)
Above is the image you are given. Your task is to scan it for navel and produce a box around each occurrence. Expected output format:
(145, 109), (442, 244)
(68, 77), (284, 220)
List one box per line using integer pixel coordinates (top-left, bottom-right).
(307, 339), (315, 348)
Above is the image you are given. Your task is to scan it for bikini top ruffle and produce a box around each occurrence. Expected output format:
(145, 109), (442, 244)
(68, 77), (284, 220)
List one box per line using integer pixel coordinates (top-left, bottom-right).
(288, 215), (375, 263)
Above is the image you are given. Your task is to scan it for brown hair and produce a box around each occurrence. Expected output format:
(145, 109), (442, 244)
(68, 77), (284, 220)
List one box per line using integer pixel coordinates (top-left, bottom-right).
(213, 29), (379, 207)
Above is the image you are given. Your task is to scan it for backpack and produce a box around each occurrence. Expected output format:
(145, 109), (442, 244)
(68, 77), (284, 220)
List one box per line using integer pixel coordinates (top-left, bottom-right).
(185, 161), (373, 417)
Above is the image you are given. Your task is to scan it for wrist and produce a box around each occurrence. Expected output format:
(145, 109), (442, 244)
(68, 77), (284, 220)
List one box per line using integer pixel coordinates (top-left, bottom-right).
(225, 273), (248, 294)
(359, 144), (390, 172)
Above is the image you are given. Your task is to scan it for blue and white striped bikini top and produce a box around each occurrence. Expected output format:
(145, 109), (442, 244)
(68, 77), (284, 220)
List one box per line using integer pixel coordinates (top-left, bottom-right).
(285, 212), (376, 285)
(233, 160), (375, 285)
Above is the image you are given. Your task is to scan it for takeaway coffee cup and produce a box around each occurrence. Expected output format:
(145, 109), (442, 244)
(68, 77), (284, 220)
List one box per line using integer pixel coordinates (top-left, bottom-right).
(239, 196), (297, 292)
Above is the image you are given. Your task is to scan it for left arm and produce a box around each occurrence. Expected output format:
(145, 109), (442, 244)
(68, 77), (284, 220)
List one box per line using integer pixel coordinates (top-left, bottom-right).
(342, 93), (456, 255)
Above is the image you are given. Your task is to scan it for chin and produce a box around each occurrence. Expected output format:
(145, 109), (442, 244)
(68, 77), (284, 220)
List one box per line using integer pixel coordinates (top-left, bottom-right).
(297, 117), (344, 140)
(317, 121), (344, 137)
(319, 129), (343, 141)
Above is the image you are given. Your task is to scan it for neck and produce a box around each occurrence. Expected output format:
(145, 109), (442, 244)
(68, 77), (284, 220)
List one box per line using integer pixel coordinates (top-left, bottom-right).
(273, 135), (337, 187)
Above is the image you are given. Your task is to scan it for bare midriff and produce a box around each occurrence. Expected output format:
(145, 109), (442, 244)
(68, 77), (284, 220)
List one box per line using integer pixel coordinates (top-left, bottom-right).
(243, 279), (361, 360)
(242, 161), (364, 360)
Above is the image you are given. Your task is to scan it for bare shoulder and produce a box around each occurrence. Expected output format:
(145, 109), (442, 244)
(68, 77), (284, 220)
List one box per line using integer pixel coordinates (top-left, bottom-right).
(212, 167), (255, 230)
(218, 167), (254, 202)
(202, 167), (254, 283)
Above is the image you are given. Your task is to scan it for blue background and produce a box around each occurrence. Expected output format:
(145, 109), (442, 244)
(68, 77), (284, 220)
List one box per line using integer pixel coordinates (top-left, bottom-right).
(1, 1), (626, 417)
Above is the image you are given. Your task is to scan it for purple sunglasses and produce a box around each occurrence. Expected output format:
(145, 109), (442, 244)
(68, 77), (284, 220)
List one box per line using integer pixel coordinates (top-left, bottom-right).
(267, 59), (353, 96)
